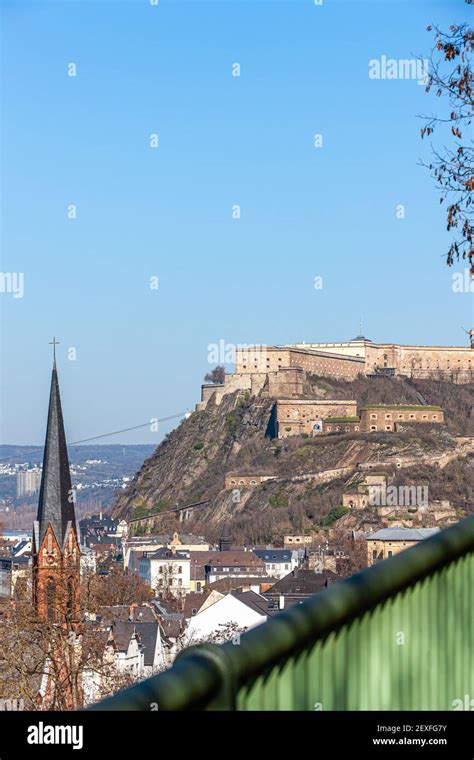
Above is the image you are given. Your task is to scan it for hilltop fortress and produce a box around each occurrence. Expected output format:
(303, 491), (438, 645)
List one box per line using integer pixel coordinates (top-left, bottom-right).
(198, 334), (473, 411)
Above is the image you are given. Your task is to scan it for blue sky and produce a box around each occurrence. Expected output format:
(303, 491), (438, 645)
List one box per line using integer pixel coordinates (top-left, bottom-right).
(1, 0), (472, 445)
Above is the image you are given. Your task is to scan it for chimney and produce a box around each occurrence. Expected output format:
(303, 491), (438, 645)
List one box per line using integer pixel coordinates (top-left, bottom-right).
(279, 595), (285, 610)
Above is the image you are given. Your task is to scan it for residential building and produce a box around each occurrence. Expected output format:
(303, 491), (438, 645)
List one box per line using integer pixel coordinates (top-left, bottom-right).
(139, 548), (191, 597)
(367, 527), (440, 565)
(252, 548), (299, 579)
(263, 568), (339, 609)
(183, 589), (273, 645)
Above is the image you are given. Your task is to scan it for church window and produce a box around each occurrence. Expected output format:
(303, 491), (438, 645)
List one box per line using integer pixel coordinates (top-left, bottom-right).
(46, 578), (55, 623)
(66, 578), (74, 621)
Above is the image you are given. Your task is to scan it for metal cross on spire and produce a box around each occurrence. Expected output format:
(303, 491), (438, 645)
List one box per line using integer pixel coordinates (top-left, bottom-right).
(49, 337), (60, 365)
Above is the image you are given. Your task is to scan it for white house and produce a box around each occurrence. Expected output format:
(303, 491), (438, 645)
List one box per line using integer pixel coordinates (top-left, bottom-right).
(83, 621), (166, 706)
(183, 590), (271, 645)
(252, 548), (299, 579)
(139, 548), (191, 597)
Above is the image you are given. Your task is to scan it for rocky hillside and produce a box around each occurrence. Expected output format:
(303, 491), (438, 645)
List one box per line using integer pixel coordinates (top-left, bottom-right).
(111, 376), (473, 543)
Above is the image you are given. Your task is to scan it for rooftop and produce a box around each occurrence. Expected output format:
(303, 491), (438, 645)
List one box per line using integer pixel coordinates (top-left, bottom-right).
(368, 528), (441, 542)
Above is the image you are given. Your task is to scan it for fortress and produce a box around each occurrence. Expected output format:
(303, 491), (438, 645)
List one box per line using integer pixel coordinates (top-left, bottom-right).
(197, 333), (473, 410)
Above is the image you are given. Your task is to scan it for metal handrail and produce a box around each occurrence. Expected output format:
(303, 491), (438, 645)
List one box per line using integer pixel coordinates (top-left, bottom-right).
(91, 515), (474, 711)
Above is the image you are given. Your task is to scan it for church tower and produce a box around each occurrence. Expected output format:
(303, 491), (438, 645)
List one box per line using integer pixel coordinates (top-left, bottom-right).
(33, 353), (81, 625)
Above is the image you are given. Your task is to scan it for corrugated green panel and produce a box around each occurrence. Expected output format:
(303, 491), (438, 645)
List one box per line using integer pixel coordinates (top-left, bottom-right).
(235, 552), (474, 711)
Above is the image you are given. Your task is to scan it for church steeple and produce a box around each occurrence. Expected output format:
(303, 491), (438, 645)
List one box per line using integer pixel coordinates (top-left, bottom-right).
(35, 359), (76, 548)
(33, 351), (80, 625)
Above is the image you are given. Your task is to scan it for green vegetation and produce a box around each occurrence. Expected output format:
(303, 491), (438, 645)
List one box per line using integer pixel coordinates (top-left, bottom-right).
(320, 505), (348, 526)
(131, 499), (170, 520)
(323, 416), (360, 423)
(269, 489), (289, 509)
(361, 404), (442, 411)
(193, 441), (204, 450)
(296, 445), (314, 459)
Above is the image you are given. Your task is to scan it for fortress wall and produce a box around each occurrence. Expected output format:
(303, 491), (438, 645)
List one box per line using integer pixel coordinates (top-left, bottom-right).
(264, 368), (305, 398)
(287, 341), (368, 359)
(287, 350), (365, 380)
(276, 399), (358, 438)
(361, 406), (444, 432)
(236, 346), (365, 380)
(398, 345), (473, 374)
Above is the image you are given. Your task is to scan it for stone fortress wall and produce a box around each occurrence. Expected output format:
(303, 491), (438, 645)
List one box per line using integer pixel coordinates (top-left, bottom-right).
(287, 337), (473, 380)
(275, 399), (358, 438)
(197, 334), (472, 410)
(360, 405), (445, 432)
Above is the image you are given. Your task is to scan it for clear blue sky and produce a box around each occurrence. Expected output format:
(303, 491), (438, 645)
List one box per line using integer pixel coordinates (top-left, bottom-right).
(1, 0), (472, 445)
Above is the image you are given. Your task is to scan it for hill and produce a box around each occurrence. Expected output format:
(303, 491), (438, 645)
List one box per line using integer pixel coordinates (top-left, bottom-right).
(111, 376), (473, 544)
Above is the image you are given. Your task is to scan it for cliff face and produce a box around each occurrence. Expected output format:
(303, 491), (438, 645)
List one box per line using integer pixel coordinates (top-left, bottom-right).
(111, 377), (473, 544)
(112, 392), (275, 519)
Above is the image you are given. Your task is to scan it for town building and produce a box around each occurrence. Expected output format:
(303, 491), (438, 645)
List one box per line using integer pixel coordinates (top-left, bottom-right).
(138, 548), (191, 597)
(366, 527), (440, 565)
(205, 550), (267, 585)
(123, 532), (210, 572)
(183, 589), (273, 645)
(16, 468), (42, 498)
(252, 548), (299, 579)
(263, 568), (339, 609)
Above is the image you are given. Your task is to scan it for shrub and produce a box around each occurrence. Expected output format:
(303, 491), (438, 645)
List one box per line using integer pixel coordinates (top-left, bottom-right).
(320, 505), (348, 526)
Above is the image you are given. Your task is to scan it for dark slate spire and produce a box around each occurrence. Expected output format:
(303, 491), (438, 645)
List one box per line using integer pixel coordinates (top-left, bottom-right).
(36, 361), (76, 547)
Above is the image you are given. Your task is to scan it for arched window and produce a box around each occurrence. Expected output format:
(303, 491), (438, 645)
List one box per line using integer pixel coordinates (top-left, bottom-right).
(46, 578), (55, 623)
(66, 578), (75, 621)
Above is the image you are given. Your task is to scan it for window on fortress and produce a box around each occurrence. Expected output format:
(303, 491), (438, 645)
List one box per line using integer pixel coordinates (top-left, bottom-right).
(385, 414), (392, 419)
(355, 426), (359, 431)
(385, 426), (391, 431)
(398, 414), (403, 419)
(422, 415), (427, 420)
(410, 414), (415, 419)
(433, 415), (438, 420)
(371, 414), (377, 420)
(371, 426), (377, 431)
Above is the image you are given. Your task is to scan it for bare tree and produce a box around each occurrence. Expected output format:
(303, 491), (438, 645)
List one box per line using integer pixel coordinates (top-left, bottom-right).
(81, 566), (153, 612)
(204, 366), (225, 384)
(420, 2), (473, 268)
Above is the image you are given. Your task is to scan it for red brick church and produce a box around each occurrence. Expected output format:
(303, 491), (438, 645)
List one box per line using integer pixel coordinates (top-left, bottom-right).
(32, 351), (81, 706)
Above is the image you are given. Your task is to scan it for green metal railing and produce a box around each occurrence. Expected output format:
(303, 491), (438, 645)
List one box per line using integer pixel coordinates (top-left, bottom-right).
(92, 516), (474, 710)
